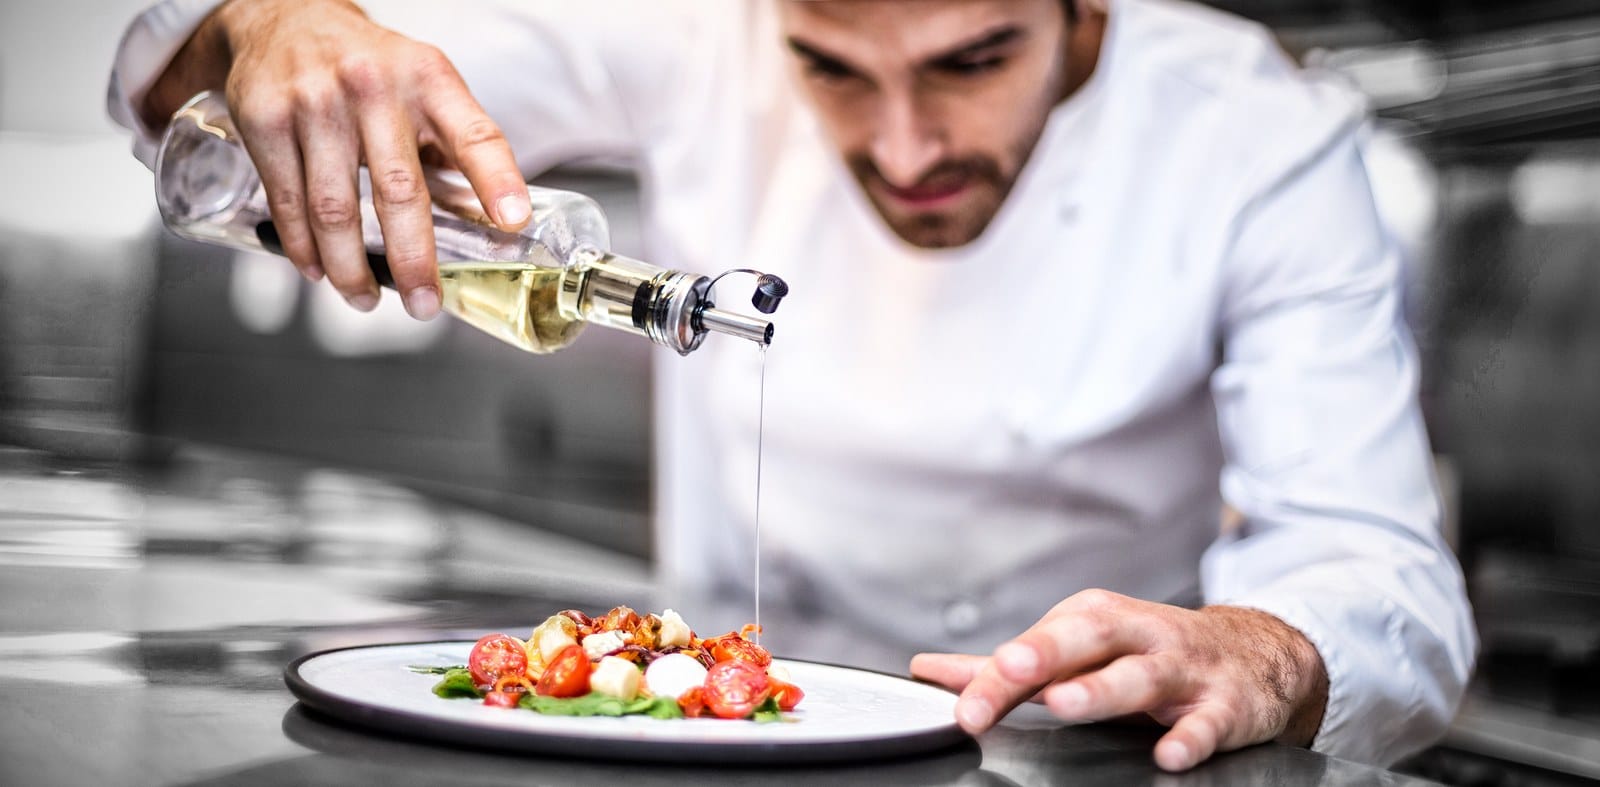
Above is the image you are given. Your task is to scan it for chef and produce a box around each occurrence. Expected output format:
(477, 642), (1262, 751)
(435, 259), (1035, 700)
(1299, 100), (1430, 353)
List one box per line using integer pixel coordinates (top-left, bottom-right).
(108, 0), (1475, 771)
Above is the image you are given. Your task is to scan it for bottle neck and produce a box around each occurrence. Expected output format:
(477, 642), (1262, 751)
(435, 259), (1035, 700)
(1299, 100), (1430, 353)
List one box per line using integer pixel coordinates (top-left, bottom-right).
(567, 253), (710, 356)
(572, 253), (775, 355)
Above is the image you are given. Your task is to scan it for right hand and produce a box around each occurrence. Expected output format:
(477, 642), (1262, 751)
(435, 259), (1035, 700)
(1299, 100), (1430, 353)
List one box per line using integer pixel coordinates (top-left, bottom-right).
(143, 0), (531, 319)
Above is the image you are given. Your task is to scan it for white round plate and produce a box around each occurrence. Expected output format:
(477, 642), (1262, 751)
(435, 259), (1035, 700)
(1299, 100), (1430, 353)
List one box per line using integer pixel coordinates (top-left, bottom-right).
(286, 641), (967, 763)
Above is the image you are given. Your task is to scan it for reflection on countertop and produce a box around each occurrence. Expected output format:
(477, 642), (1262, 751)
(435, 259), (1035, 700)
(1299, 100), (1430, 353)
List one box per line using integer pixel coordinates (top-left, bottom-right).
(0, 445), (1442, 787)
(0, 443), (653, 635)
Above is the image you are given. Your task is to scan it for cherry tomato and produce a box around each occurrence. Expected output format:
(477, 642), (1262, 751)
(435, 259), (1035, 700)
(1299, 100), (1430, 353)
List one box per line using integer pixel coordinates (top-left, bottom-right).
(468, 634), (528, 689)
(535, 644), (592, 697)
(769, 678), (805, 711)
(707, 635), (772, 667)
(483, 690), (520, 708)
(702, 660), (771, 719)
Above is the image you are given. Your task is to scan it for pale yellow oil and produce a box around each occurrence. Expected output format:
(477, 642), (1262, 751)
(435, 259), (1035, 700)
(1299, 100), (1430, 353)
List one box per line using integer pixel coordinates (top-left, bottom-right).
(437, 261), (585, 354)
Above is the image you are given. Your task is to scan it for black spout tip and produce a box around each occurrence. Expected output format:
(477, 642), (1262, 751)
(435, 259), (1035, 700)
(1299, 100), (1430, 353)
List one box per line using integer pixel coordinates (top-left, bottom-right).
(752, 274), (789, 314)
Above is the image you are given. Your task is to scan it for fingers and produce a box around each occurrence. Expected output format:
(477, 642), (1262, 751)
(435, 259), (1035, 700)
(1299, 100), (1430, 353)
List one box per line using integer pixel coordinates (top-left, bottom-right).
(1040, 654), (1177, 722)
(951, 655), (1040, 735)
(236, 101), (323, 283)
(1155, 706), (1232, 772)
(356, 98), (440, 319)
(953, 598), (1150, 735)
(297, 98), (379, 311)
(416, 51), (530, 231)
(994, 592), (1149, 687)
(909, 652), (986, 692)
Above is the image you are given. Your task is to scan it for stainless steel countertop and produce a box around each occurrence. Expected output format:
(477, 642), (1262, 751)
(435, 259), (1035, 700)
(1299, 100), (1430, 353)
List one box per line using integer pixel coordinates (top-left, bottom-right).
(0, 445), (1441, 786)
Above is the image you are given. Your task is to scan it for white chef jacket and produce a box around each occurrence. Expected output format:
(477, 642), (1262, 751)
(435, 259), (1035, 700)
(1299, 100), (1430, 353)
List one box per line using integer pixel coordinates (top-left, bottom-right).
(110, 0), (1476, 765)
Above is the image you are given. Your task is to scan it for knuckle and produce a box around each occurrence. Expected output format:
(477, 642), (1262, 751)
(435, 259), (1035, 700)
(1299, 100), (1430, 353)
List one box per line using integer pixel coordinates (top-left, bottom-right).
(291, 78), (339, 116)
(1074, 588), (1120, 612)
(309, 193), (359, 231)
(1132, 656), (1166, 689)
(337, 55), (386, 98)
(235, 93), (294, 135)
(266, 187), (306, 221)
(453, 118), (506, 153)
(411, 44), (458, 84)
(373, 166), (426, 207)
(1081, 611), (1117, 643)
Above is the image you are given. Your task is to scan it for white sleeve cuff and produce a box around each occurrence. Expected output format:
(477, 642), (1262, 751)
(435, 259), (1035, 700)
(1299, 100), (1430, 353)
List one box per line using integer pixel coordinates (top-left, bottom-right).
(106, 0), (228, 168)
(1214, 574), (1470, 766)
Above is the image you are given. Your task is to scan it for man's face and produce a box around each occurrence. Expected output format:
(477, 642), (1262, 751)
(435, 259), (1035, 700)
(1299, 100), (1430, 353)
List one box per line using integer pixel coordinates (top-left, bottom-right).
(779, 0), (1072, 248)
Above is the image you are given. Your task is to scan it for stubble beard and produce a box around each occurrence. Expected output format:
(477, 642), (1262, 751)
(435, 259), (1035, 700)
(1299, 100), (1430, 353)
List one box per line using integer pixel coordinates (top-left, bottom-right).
(846, 154), (1008, 249)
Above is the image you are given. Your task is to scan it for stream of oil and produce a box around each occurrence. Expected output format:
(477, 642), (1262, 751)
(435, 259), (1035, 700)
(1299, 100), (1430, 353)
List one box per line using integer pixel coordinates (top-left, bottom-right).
(752, 343), (767, 644)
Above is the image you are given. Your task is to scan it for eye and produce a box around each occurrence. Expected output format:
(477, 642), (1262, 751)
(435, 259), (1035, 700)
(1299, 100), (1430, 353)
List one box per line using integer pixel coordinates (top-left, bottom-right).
(935, 56), (1006, 77)
(804, 58), (859, 85)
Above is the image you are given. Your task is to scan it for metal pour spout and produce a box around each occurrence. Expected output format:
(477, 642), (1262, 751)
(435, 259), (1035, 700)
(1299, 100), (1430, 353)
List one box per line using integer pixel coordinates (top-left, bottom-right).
(698, 307), (775, 345)
(693, 269), (787, 347)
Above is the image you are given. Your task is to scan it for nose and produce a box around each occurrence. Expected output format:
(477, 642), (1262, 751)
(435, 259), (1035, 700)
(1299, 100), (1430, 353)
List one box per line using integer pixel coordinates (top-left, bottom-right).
(870, 91), (945, 188)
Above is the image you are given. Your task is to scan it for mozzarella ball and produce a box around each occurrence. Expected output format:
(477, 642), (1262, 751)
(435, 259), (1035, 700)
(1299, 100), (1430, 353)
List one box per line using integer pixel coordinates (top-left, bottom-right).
(645, 653), (708, 700)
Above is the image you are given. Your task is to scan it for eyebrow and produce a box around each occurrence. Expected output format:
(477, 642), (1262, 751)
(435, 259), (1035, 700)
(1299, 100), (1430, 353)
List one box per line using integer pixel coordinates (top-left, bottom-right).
(786, 24), (1026, 74)
(926, 25), (1026, 66)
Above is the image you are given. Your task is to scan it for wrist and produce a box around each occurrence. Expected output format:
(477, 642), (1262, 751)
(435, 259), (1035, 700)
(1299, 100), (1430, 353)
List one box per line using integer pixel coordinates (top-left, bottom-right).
(139, 0), (370, 129)
(139, 2), (234, 129)
(1204, 605), (1329, 747)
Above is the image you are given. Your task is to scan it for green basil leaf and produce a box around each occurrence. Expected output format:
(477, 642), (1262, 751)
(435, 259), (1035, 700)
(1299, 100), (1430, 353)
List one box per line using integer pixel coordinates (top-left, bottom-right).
(518, 692), (685, 719)
(431, 668), (483, 699)
(749, 695), (784, 723)
(642, 696), (685, 719)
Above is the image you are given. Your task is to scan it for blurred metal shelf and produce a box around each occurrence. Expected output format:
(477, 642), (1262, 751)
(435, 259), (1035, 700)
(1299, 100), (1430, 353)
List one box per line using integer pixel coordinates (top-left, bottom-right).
(1445, 693), (1600, 782)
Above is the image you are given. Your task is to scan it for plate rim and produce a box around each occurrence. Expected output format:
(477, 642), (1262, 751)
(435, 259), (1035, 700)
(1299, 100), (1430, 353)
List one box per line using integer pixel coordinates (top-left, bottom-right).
(283, 639), (970, 764)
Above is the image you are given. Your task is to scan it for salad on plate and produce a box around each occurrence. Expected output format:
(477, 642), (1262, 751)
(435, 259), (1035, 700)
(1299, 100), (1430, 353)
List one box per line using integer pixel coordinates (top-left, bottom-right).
(414, 606), (804, 722)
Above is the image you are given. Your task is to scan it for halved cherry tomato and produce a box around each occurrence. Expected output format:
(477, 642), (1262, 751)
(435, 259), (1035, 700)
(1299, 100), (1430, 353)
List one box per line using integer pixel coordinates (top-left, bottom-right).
(702, 660), (771, 719)
(468, 634), (528, 689)
(535, 644), (591, 697)
(705, 634), (772, 667)
(483, 690), (520, 708)
(769, 677), (805, 711)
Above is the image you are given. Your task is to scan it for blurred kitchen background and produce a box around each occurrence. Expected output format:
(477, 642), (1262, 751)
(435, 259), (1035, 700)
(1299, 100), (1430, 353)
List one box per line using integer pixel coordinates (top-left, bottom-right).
(1, 0), (1598, 784)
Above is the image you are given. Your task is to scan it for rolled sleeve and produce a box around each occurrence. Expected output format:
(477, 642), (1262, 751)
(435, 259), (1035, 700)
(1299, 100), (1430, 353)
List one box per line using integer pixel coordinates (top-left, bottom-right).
(108, 0), (712, 174)
(1202, 109), (1476, 765)
(107, 0), (225, 167)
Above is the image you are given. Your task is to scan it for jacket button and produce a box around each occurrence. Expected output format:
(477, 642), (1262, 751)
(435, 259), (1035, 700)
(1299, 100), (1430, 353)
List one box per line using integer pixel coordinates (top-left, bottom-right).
(942, 598), (982, 637)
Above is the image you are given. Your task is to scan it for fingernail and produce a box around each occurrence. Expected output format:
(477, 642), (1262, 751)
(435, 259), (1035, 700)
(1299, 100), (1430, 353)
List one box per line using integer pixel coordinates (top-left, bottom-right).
(496, 194), (530, 227)
(404, 286), (440, 321)
(349, 291), (380, 312)
(996, 644), (1037, 679)
(957, 698), (992, 730)
(1055, 683), (1089, 717)
(303, 264), (324, 282)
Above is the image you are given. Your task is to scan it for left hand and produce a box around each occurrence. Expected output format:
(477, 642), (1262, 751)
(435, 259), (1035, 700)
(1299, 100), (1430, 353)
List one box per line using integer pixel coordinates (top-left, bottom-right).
(909, 589), (1329, 772)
